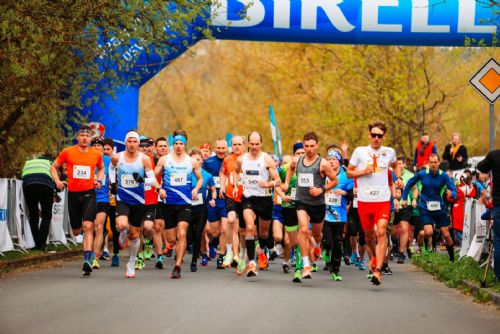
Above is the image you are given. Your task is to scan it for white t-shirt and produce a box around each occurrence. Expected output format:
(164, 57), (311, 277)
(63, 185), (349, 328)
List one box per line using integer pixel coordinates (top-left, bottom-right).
(350, 145), (396, 203)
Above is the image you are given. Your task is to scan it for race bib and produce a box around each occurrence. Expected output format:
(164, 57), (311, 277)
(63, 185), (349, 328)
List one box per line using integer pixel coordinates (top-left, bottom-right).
(244, 175), (260, 188)
(121, 174), (138, 188)
(298, 173), (314, 187)
(426, 201), (441, 211)
(213, 176), (221, 188)
(171, 173), (187, 186)
(290, 188), (297, 200)
(364, 186), (381, 198)
(325, 193), (341, 207)
(192, 194), (204, 206)
(145, 185), (152, 191)
(73, 165), (91, 180)
(353, 197), (358, 208)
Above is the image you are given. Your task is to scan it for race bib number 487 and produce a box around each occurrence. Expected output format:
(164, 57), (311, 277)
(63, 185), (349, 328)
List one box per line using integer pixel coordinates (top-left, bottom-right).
(171, 173), (187, 186)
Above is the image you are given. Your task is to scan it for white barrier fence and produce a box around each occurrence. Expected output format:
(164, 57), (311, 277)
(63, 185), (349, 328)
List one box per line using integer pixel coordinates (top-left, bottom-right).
(0, 178), (76, 256)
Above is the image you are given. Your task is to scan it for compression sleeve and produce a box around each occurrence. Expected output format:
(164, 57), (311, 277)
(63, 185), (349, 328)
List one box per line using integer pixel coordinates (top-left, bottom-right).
(109, 163), (116, 183)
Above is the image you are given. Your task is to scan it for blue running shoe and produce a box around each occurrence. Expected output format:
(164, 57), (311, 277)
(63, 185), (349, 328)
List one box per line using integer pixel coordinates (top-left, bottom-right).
(200, 254), (209, 266)
(358, 259), (366, 271)
(111, 255), (120, 267)
(350, 253), (358, 266)
(209, 246), (217, 259)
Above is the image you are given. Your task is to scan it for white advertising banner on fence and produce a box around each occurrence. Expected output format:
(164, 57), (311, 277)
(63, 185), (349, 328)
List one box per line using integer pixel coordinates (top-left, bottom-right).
(14, 180), (35, 249)
(460, 198), (474, 259)
(50, 190), (67, 245)
(466, 201), (487, 261)
(0, 179), (14, 252)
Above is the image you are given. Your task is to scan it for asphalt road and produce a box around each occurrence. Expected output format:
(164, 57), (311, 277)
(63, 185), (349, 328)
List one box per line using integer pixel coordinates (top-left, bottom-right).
(0, 255), (498, 334)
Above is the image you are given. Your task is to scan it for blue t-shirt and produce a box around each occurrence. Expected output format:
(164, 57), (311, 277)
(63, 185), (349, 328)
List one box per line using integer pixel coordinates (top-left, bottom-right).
(202, 155), (224, 200)
(96, 155), (111, 203)
(191, 168), (215, 207)
(325, 168), (354, 223)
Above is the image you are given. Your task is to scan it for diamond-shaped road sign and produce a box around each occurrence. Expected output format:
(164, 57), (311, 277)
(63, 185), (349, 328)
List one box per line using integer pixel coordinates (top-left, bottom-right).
(469, 58), (500, 104)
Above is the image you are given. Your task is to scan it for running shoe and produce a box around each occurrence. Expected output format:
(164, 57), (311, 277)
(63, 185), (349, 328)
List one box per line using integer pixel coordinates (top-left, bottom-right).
(82, 261), (92, 277)
(367, 271), (373, 279)
(302, 266), (312, 279)
(269, 250), (278, 261)
(371, 269), (382, 286)
(126, 262), (135, 278)
(223, 251), (234, 268)
(292, 270), (302, 283)
(200, 254), (209, 266)
(358, 259), (366, 271)
(144, 241), (153, 260)
(343, 255), (350, 266)
(349, 253), (358, 266)
(111, 255), (120, 267)
(100, 251), (110, 260)
(322, 249), (331, 264)
(257, 252), (269, 270)
(91, 258), (100, 269)
(407, 247), (413, 259)
(235, 256), (246, 276)
(331, 272), (343, 281)
(313, 246), (321, 261)
(209, 246), (217, 259)
(171, 265), (181, 279)
(135, 258), (144, 270)
(118, 230), (129, 249)
(382, 264), (393, 275)
(323, 263), (331, 271)
(369, 256), (377, 273)
(246, 262), (258, 277)
(216, 255), (224, 269)
(312, 263), (318, 272)
(397, 253), (406, 264)
(282, 263), (290, 274)
(155, 255), (164, 269)
(190, 262), (198, 272)
(165, 248), (173, 258)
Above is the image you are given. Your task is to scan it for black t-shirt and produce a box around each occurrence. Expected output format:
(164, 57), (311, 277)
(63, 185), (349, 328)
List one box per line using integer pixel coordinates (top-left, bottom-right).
(477, 150), (500, 206)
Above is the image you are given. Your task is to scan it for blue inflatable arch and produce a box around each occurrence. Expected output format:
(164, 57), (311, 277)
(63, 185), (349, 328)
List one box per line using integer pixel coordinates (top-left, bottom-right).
(85, 0), (497, 146)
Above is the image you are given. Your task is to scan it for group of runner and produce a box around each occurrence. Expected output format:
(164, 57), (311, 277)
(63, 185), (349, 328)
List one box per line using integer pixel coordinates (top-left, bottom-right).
(50, 120), (458, 286)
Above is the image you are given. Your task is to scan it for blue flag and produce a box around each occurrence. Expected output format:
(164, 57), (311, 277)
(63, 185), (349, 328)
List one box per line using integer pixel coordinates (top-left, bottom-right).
(226, 132), (233, 153)
(269, 105), (282, 160)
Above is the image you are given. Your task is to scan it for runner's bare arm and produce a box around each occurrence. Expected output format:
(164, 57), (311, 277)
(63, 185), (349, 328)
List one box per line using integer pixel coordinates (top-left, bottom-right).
(284, 156), (298, 191)
(154, 156), (166, 177)
(142, 156), (159, 187)
(321, 159), (338, 191)
(219, 166), (227, 199)
(192, 158), (204, 194)
(260, 155), (281, 188)
(50, 158), (66, 189)
(346, 163), (372, 179)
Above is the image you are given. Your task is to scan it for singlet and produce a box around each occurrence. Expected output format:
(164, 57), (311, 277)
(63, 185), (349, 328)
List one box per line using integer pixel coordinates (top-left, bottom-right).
(162, 153), (194, 205)
(349, 145), (396, 203)
(56, 145), (103, 192)
(203, 155), (224, 199)
(117, 152), (145, 205)
(241, 152), (270, 198)
(96, 155), (111, 203)
(279, 163), (297, 209)
(296, 155), (325, 206)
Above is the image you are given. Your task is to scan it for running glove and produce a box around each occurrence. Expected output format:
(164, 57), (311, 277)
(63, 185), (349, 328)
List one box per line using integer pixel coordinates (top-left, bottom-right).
(132, 173), (145, 183)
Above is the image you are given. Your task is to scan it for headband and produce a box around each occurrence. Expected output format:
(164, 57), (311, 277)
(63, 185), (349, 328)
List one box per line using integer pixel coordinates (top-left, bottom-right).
(173, 135), (187, 145)
(327, 150), (343, 163)
(78, 128), (92, 135)
(200, 143), (211, 150)
(293, 142), (304, 153)
(125, 131), (140, 141)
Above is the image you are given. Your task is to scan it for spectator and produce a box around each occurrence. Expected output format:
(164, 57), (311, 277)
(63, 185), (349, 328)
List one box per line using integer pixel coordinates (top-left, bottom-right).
(414, 132), (437, 171)
(477, 150), (500, 282)
(442, 133), (468, 170)
(21, 152), (56, 250)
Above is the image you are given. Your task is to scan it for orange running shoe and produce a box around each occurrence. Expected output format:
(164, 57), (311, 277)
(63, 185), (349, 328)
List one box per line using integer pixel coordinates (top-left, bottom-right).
(313, 246), (321, 261)
(257, 252), (268, 270)
(371, 270), (382, 286)
(302, 266), (312, 279)
(246, 261), (258, 277)
(369, 256), (377, 273)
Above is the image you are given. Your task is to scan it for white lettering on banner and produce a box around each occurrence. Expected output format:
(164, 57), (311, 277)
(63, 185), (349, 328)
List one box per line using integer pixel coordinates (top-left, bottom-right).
(274, 0), (291, 29)
(325, 193), (342, 207)
(298, 173), (314, 187)
(362, 0), (403, 32)
(121, 174), (138, 188)
(171, 173), (188, 186)
(211, 0), (265, 27)
(426, 201), (441, 211)
(458, 0), (496, 33)
(301, 0), (355, 32)
(411, 0), (450, 33)
(212, 0), (495, 34)
(73, 165), (91, 180)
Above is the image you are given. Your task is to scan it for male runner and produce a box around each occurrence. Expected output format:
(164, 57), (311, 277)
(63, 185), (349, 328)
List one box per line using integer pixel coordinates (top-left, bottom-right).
(233, 132), (282, 277)
(155, 130), (203, 279)
(285, 132), (338, 280)
(50, 125), (104, 276)
(347, 120), (401, 286)
(109, 130), (158, 278)
(153, 137), (169, 269)
(402, 154), (456, 262)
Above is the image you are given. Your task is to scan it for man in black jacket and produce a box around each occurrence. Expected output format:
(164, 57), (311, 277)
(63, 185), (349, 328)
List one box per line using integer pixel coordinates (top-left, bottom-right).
(442, 133), (468, 171)
(21, 152), (56, 250)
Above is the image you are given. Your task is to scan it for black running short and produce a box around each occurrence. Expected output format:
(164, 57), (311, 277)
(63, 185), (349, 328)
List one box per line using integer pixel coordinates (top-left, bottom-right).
(68, 190), (97, 230)
(282, 207), (298, 228)
(347, 209), (364, 236)
(155, 202), (165, 220)
(296, 202), (326, 224)
(393, 207), (412, 225)
(116, 201), (145, 228)
(144, 204), (156, 222)
(225, 198), (245, 228)
(242, 196), (273, 221)
(164, 204), (191, 229)
(97, 202), (110, 215)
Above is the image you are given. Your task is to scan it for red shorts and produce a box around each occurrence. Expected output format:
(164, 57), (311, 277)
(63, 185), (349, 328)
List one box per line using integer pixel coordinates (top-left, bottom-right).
(357, 201), (391, 232)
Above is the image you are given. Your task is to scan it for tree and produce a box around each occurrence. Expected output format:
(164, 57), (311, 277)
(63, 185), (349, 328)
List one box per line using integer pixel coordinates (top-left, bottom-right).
(0, 0), (213, 177)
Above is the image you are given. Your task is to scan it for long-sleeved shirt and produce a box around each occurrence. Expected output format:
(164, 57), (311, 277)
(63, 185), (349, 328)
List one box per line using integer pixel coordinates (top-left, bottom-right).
(477, 150), (500, 206)
(402, 168), (456, 213)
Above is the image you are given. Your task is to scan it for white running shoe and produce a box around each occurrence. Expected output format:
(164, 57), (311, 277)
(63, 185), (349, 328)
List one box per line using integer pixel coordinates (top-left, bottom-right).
(126, 262), (135, 278)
